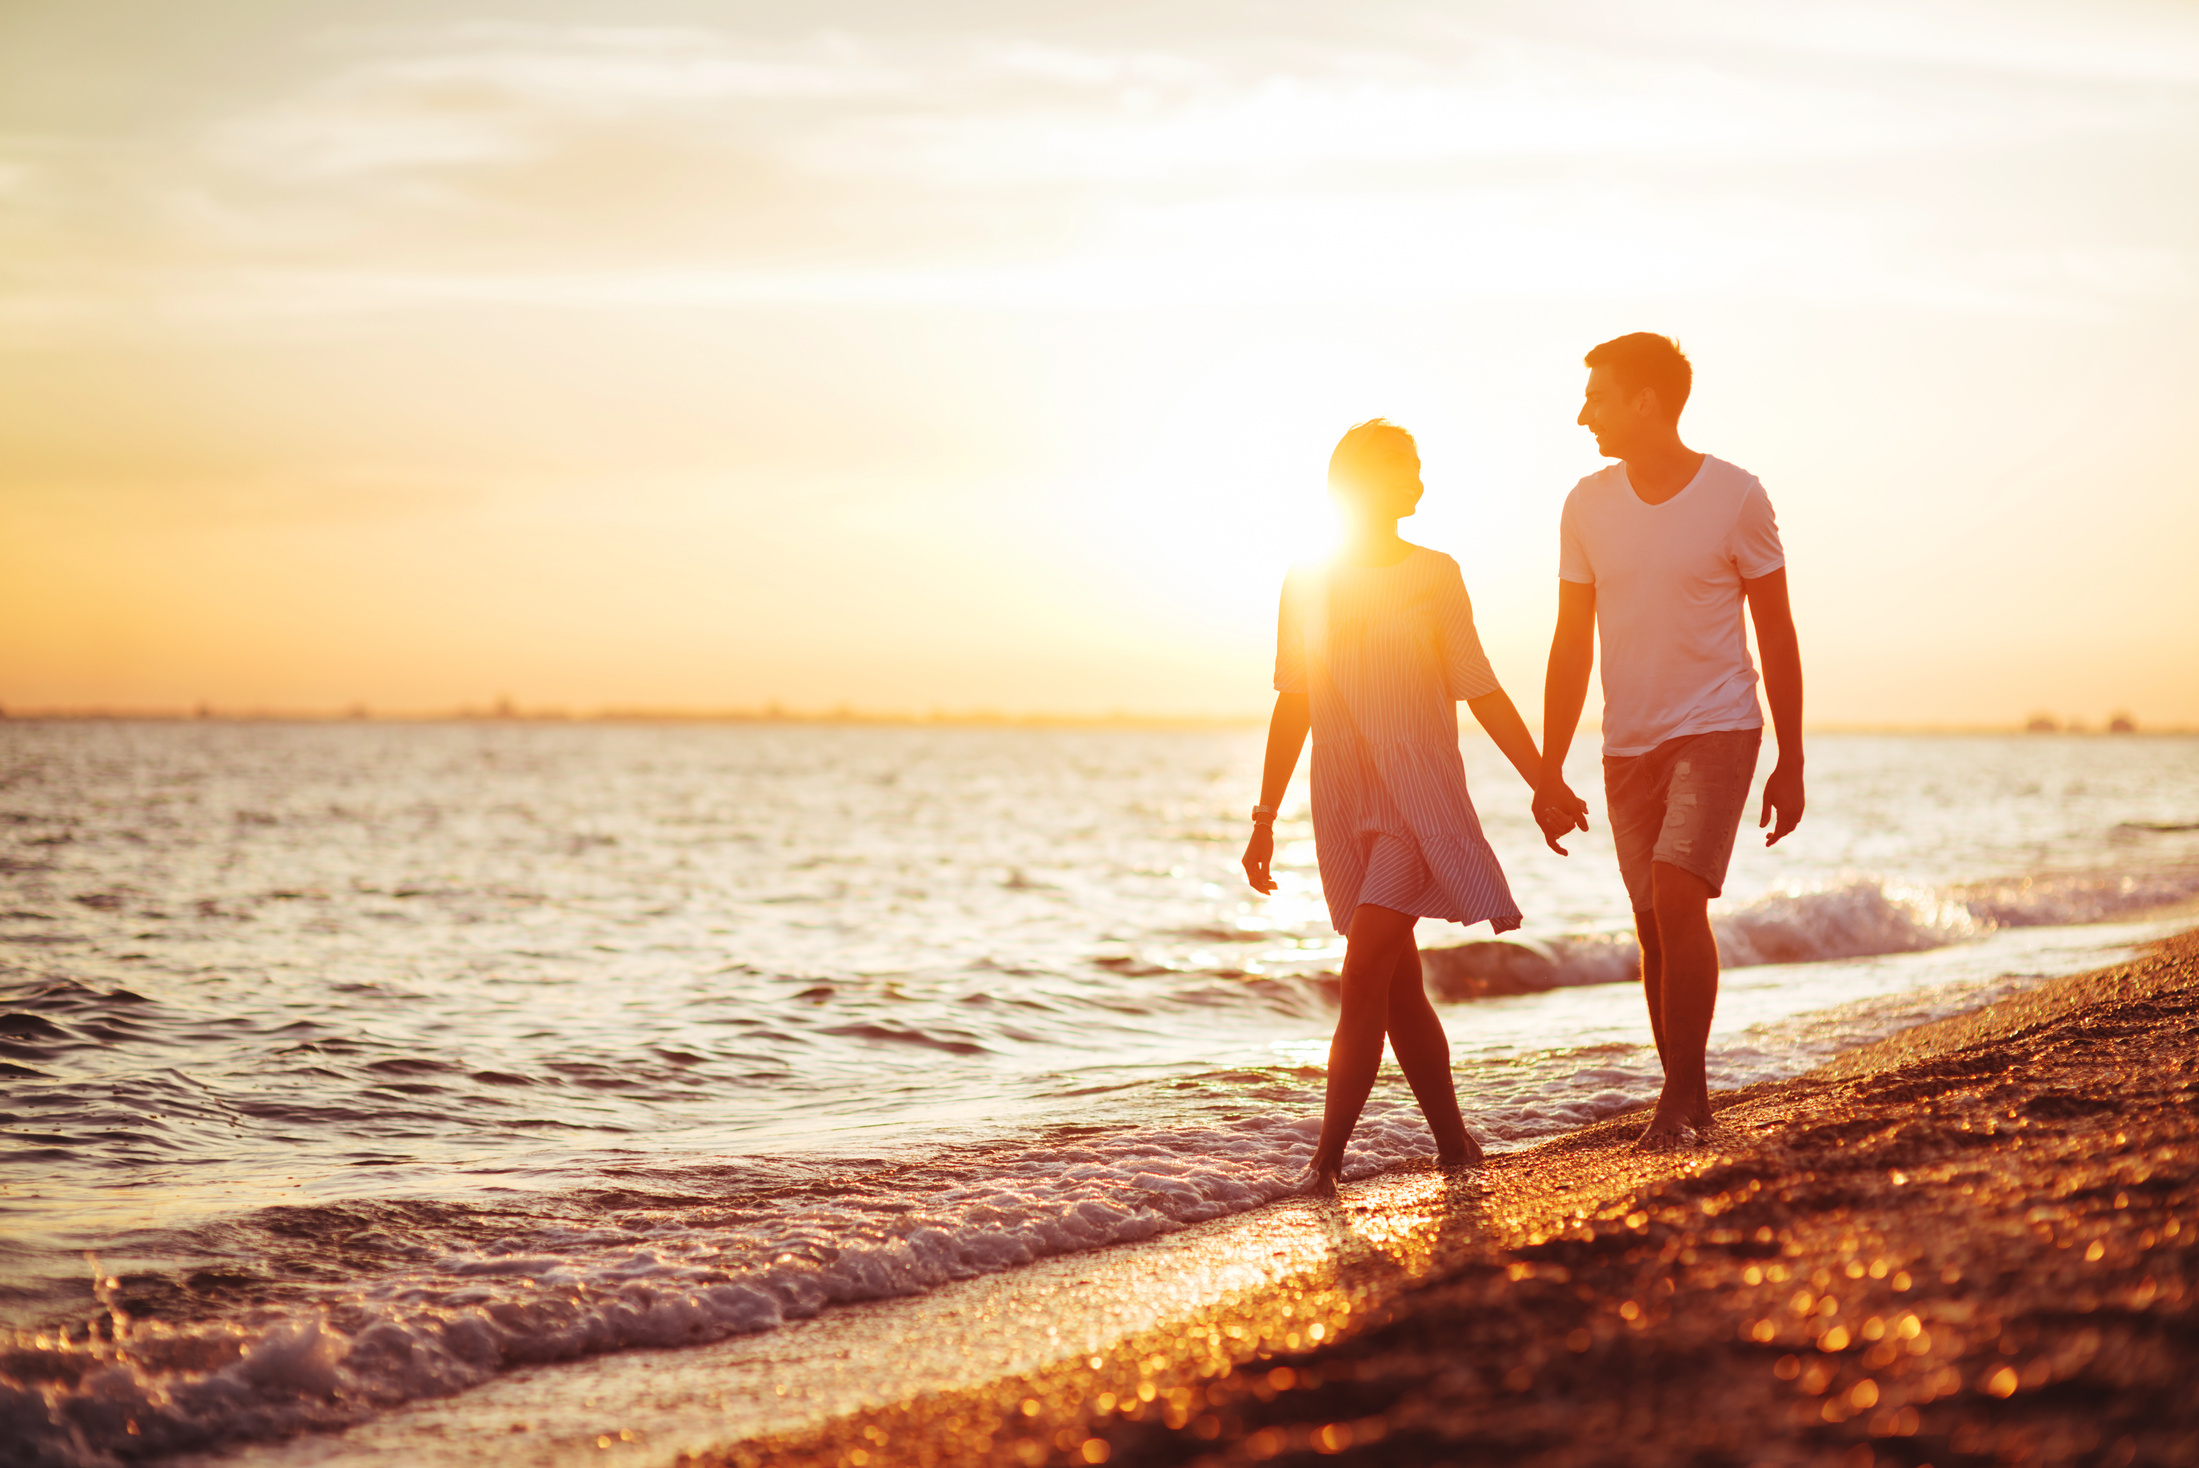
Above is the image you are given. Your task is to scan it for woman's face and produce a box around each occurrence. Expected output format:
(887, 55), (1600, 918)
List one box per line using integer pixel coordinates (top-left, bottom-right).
(1335, 449), (1424, 523)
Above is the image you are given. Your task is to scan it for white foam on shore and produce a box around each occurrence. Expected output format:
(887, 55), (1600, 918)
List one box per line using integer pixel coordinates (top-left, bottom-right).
(2, 1108), (1441, 1466)
(1425, 867), (2199, 993)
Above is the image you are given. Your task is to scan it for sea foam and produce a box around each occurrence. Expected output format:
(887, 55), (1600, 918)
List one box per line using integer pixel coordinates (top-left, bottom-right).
(0, 1108), (1435, 1467)
(1421, 866), (2199, 998)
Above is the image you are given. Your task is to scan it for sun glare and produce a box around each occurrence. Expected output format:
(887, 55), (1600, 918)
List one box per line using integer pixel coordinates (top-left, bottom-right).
(1101, 341), (1420, 610)
(2, 2), (2196, 722)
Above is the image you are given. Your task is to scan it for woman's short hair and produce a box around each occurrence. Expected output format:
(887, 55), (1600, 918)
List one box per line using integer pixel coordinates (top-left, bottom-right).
(1328, 419), (1418, 492)
(1583, 333), (1692, 415)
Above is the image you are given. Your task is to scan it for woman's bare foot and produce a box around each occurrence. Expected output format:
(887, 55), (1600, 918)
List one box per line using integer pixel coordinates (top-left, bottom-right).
(1302, 1165), (1341, 1197)
(1436, 1134), (1484, 1169)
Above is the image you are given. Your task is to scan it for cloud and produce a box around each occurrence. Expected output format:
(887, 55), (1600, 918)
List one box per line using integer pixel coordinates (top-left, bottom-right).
(808, 39), (2063, 188)
(206, 25), (915, 185)
(204, 17), (2187, 196)
(2, 4), (2194, 327)
(1658, 0), (2199, 84)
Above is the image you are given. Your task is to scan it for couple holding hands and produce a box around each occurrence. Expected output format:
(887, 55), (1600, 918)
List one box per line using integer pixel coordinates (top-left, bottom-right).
(1239, 332), (1806, 1189)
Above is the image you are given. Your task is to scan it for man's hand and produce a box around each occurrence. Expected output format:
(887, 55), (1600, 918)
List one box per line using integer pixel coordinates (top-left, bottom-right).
(1242, 824), (1278, 893)
(1759, 761), (1804, 845)
(1533, 781), (1591, 855)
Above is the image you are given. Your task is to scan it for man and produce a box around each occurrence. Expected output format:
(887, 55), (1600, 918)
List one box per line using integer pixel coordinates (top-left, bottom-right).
(1534, 333), (1805, 1148)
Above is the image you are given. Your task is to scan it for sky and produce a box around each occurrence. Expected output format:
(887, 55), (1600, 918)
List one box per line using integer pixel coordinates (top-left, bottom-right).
(3, 0), (2196, 725)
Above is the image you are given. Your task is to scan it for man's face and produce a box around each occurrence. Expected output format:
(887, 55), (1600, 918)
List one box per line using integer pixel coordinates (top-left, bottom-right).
(1577, 364), (1651, 460)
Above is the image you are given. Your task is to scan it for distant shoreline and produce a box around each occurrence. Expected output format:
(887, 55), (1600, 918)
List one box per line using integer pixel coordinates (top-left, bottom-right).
(0, 708), (1263, 731)
(3, 711), (2195, 736)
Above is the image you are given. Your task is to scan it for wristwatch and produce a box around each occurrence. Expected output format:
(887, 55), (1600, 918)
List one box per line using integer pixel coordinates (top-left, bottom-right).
(1250, 804), (1277, 825)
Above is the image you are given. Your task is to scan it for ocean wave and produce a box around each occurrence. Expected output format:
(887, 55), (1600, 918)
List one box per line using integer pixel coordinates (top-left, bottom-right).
(1420, 865), (2199, 999)
(0, 1108), (1442, 1467)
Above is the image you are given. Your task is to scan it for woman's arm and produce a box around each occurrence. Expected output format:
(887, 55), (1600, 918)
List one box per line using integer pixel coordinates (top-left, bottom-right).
(1241, 691), (1310, 894)
(1466, 688), (1572, 856)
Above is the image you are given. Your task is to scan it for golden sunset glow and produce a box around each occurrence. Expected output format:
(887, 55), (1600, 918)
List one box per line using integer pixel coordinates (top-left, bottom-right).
(4, 0), (2198, 723)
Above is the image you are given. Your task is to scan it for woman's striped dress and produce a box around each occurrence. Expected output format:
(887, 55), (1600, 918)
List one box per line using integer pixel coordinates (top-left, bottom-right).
(1274, 546), (1523, 936)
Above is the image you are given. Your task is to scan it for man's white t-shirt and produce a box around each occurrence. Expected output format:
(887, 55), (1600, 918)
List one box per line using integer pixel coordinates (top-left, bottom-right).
(1558, 454), (1785, 758)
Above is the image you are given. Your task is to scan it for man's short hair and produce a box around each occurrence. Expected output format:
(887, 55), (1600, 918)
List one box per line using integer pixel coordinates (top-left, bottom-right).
(1584, 333), (1692, 415)
(1328, 419), (1417, 491)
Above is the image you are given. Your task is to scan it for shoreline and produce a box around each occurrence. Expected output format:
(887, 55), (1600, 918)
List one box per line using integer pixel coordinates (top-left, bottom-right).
(683, 928), (2199, 1468)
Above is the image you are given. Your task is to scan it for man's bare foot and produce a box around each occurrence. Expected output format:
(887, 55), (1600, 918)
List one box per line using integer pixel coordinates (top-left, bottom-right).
(1635, 1106), (1712, 1151)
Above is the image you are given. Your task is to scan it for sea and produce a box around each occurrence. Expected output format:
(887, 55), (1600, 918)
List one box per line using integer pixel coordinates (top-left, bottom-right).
(3, 720), (2196, 1465)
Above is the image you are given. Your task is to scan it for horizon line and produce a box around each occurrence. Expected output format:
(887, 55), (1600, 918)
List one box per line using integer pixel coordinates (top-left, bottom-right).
(1, 707), (2191, 736)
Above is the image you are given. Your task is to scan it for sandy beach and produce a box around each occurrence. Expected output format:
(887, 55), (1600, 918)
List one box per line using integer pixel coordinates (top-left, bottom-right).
(683, 928), (2199, 1468)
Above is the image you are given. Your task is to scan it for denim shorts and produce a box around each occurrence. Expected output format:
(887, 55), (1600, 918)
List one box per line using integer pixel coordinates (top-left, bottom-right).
(1603, 727), (1762, 911)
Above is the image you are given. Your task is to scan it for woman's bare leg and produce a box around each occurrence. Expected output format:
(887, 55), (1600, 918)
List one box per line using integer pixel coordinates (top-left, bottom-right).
(1308, 903), (1418, 1180)
(1382, 945), (1482, 1165)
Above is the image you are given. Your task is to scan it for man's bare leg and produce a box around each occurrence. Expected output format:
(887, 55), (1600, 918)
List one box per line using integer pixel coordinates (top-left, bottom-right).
(1308, 903), (1418, 1186)
(1638, 860), (1719, 1145)
(1633, 906), (1667, 1066)
(1381, 943), (1482, 1166)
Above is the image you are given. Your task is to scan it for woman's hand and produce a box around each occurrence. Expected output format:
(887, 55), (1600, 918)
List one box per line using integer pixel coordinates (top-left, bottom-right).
(1245, 693), (1309, 895)
(1242, 824), (1278, 893)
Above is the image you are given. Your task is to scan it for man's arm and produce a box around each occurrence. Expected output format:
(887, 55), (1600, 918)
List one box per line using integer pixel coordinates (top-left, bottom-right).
(1464, 689), (1572, 856)
(1241, 691), (1310, 893)
(1744, 566), (1804, 845)
(1535, 580), (1596, 851)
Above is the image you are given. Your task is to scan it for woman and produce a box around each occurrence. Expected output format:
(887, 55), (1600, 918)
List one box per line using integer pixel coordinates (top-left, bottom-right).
(1241, 420), (1554, 1192)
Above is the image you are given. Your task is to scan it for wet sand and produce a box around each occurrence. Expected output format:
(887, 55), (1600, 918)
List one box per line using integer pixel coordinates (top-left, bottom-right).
(686, 929), (2199, 1468)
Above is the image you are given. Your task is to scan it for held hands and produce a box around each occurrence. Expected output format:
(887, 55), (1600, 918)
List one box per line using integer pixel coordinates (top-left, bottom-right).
(1759, 760), (1805, 845)
(1533, 781), (1591, 855)
(1242, 823), (1278, 894)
